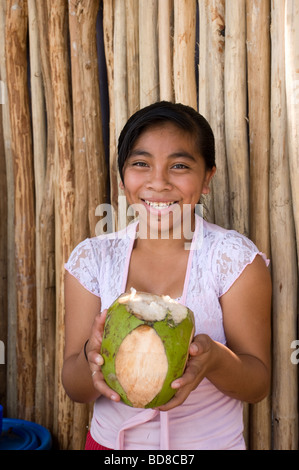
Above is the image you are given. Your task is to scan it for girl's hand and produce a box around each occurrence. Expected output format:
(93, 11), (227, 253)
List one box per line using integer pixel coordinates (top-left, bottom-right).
(85, 309), (121, 403)
(156, 334), (213, 411)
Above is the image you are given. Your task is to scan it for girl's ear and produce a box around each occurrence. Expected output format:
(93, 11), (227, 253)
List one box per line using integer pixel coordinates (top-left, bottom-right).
(119, 179), (124, 190)
(202, 166), (216, 195)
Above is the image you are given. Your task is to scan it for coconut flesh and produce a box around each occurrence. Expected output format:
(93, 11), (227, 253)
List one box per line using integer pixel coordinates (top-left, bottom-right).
(100, 289), (195, 408)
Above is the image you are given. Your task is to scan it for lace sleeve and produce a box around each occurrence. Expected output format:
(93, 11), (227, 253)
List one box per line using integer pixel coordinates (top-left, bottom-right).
(214, 231), (269, 297)
(64, 238), (101, 297)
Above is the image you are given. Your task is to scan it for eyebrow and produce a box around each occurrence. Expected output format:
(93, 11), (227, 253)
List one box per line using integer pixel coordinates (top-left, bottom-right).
(129, 149), (197, 162)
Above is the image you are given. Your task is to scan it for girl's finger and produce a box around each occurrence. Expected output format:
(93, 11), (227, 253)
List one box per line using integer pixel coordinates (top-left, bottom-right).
(91, 372), (121, 402)
(88, 351), (104, 367)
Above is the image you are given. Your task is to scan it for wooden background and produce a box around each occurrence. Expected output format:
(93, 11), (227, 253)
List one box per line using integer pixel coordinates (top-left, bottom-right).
(0, 0), (298, 450)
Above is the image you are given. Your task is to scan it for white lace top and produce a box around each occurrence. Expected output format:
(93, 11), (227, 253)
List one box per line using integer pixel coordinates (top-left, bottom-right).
(65, 214), (269, 450)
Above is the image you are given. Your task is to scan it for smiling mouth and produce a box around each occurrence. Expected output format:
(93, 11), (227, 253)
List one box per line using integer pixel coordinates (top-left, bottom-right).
(143, 200), (178, 209)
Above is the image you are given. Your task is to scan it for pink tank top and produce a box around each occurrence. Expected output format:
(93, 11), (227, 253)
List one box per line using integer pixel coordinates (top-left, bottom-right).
(65, 215), (269, 450)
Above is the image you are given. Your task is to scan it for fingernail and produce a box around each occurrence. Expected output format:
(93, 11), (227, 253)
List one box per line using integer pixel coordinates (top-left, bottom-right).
(172, 381), (180, 389)
(96, 355), (104, 366)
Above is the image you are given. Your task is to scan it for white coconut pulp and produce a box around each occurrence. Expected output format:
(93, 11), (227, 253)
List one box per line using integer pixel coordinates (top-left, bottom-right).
(118, 288), (189, 324)
(105, 288), (194, 408)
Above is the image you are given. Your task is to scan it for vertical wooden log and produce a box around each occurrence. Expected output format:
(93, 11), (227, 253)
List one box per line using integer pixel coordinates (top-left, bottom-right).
(270, 0), (298, 450)
(28, 0), (47, 425)
(285, 0), (299, 259)
(47, 0), (75, 449)
(72, 0), (107, 237)
(198, 0), (229, 228)
(224, 0), (249, 236)
(27, 0), (47, 306)
(69, 1), (89, 245)
(197, 1), (214, 223)
(69, 0), (107, 449)
(126, 0), (140, 116)
(224, 1), (250, 443)
(139, 0), (159, 107)
(173, 0), (197, 109)
(103, 0), (118, 219)
(6, 0), (36, 421)
(0, 0), (17, 418)
(158, 0), (174, 102)
(0, 64), (7, 411)
(28, 0), (46, 216)
(68, 0), (90, 450)
(124, 0), (139, 229)
(114, 0), (127, 138)
(246, 0), (271, 255)
(34, 0), (56, 432)
(113, 0), (128, 230)
(246, 0), (271, 450)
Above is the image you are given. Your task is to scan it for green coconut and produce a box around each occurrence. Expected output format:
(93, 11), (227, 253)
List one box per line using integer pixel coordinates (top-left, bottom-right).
(100, 289), (195, 408)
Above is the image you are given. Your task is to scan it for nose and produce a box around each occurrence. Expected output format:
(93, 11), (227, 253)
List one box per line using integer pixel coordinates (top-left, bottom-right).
(146, 166), (172, 192)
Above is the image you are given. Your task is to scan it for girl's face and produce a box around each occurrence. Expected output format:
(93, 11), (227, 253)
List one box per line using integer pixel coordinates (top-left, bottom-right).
(121, 122), (216, 238)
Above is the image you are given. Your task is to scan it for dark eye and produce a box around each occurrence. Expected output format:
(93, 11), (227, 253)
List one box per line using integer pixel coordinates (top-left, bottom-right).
(172, 163), (189, 169)
(132, 161), (148, 167)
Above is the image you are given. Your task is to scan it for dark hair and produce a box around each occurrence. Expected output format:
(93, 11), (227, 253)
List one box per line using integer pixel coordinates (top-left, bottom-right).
(117, 101), (215, 183)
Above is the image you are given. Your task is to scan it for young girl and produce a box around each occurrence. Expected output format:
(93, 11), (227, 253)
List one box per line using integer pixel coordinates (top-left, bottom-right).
(62, 101), (271, 450)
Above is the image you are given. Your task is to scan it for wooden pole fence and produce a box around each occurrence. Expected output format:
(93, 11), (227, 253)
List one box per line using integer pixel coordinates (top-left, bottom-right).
(270, 0), (298, 449)
(246, 0), (272, 450)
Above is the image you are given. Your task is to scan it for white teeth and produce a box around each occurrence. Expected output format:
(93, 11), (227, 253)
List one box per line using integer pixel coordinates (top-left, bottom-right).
(144, 200), (175, 208)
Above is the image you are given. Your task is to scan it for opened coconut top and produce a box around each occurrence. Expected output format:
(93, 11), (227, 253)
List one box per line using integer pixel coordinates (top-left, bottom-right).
(118, 288), (189, 324)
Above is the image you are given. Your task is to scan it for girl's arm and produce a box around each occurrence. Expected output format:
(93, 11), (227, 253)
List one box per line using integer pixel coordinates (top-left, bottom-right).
(61, 271), (120, 403)
(158, 254), (272, 411)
